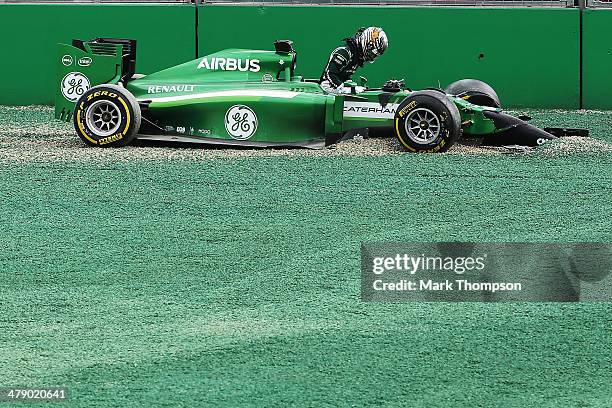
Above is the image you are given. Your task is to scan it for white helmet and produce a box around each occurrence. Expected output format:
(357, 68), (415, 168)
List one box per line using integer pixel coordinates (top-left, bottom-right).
(359, 27), (388, 62)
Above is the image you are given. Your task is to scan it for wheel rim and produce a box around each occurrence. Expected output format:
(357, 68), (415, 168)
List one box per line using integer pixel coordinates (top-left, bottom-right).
(85, 100), (122, 137)
(404, 108), (441, 145)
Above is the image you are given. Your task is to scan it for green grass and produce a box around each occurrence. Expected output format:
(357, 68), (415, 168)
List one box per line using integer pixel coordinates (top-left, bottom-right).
(1, 107), (611, 407)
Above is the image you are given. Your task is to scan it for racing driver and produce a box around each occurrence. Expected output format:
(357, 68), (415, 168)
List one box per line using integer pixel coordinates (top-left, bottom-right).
(320, 27), (389, 94)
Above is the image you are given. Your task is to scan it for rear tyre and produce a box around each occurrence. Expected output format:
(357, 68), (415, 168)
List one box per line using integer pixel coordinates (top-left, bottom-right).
(445, 79), (501, 108)
(394, 90), (461, 153)
(73, 84), (141, 147)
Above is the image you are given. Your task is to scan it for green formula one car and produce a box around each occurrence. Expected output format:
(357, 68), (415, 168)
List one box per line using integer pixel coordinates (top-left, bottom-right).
(55, 38), (585, 152)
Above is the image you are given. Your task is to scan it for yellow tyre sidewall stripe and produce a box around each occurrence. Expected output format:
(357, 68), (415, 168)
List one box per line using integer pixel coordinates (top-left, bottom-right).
(76, 92), (132, 146)
(394, 118), (416, 152)
(76, 103), (98, 145)
(117, 96), (131, 136)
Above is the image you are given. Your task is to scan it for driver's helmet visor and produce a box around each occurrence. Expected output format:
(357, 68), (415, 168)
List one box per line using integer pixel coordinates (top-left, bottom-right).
(366, 45), (384, 61)
(362, 28), (388, 61)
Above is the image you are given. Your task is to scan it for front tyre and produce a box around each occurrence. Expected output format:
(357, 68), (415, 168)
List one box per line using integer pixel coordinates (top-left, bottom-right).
(394, 90), (461, 153)
(73, 84), (141, 147)
(445, 79), (501, 108)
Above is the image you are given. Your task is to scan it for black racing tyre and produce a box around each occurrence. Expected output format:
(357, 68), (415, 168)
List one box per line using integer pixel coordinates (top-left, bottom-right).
(73, 84), (141, 147)
(445, 79), (501, 108)
(394, 90), (461, 153)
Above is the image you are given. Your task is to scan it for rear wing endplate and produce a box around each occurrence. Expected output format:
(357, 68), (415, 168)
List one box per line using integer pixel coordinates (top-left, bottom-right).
(55, 38), (137, 122)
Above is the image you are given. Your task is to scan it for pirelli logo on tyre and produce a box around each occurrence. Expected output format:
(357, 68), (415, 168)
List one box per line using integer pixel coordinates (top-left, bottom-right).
(398, 100), (418, 118)
(98, 133), (124, 146)
(87, 90), (118, 101)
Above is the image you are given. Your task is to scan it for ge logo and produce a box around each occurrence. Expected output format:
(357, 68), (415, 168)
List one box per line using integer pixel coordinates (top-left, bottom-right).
(536, 138), (547, 145)
(225, 105), (258, 140)
(61, 72), (90, 102)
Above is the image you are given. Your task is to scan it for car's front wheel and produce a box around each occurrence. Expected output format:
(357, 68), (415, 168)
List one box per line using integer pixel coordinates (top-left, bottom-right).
(445, 79), (501, 108)
(73, 84), (141, 147)
(394, 90), (461, 153)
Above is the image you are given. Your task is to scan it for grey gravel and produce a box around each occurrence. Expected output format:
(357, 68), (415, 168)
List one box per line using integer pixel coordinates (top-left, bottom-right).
(1, 106), (610, 164)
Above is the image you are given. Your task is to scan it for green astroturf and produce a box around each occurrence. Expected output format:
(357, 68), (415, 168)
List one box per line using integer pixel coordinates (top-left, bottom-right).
(0, 107), (611, 407)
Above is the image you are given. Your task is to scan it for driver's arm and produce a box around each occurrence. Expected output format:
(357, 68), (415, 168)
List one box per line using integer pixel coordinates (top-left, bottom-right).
(321, 47), (353, 93)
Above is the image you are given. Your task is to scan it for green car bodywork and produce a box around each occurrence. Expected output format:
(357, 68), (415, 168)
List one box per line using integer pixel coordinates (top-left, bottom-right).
(55, 38), (554, 150)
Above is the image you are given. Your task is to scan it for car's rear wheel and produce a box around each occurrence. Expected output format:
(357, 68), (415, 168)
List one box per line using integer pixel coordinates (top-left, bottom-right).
(445, 79), (501, 108)
(394, 90), (461, 153)
(73, 84), (141, 147)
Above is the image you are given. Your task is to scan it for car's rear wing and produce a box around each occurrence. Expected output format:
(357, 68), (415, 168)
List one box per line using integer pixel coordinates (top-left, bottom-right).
(55, 38), (137, 122)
